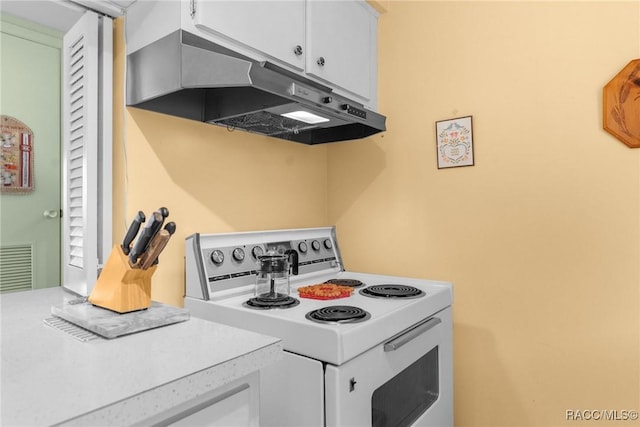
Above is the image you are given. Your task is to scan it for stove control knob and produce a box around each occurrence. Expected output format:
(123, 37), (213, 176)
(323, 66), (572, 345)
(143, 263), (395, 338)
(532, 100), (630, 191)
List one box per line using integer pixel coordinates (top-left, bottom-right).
(323, 239), (333, 250)
(210, 250), (225, 265)
(298, 242), (308, 253)
(311, 240), (321, 251)
(251, 246), (264, 259)
(232, 247), (245, 262)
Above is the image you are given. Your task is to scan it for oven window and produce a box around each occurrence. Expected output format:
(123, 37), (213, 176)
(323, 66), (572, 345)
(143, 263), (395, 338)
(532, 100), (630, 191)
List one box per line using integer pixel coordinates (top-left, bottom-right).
(371, 346), (439, 427)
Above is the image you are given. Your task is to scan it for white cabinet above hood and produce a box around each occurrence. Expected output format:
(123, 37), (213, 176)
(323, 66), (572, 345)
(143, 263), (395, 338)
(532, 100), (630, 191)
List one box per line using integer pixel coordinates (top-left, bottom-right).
(125, 0), (385, 144)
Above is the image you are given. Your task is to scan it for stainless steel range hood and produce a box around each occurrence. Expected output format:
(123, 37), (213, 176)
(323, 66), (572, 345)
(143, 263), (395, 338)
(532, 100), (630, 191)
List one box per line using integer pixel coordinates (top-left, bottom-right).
(126, 30), (386, 145)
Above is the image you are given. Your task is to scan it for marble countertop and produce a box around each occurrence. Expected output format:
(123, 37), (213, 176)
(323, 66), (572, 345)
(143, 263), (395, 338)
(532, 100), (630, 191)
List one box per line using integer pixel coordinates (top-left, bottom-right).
(0, 287), (282, 426)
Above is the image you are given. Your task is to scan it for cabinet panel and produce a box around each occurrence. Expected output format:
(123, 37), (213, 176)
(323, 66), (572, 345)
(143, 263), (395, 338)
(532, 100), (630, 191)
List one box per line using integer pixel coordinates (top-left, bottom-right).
(126, 0), (181, 54)
(306, 0), (374, 100)
(194, 0), (305, 71)
(137, 372), (260, 427)
(170, 385), (252, 426)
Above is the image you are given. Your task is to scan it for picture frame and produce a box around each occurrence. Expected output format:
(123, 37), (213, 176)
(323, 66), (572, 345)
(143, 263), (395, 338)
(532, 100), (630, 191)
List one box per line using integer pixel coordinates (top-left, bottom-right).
(1, 115), (34, 193)
(435, 116), (474, 169)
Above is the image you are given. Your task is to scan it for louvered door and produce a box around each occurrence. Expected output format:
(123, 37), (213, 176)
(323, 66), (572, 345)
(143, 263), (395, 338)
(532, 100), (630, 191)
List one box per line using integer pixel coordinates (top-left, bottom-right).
(62, 11), (112, 296)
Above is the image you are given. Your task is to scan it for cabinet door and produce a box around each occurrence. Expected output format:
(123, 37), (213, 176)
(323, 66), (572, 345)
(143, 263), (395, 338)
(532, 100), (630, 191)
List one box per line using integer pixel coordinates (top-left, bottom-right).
(193, 0), (305, 71)
(306, 0), (375, 101)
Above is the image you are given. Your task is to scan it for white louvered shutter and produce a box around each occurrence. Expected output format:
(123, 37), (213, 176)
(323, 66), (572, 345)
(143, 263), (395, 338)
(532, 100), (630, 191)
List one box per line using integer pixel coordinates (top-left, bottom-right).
(62, 11), (112, 296)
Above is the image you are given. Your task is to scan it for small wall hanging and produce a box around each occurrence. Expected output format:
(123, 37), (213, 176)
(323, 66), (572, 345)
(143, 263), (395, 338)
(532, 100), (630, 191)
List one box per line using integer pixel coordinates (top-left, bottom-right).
(1, 116), (34, 193)
(436, 115), (474, 168)
(603, 59), (640, 148)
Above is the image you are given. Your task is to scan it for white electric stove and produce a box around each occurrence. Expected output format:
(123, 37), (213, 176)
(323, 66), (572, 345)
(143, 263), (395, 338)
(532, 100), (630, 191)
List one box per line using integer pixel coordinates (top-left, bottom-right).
(185, 227), (453, 427)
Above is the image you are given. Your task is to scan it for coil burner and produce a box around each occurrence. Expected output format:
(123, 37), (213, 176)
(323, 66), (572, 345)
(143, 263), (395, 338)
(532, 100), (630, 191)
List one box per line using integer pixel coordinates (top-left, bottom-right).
(360, 284), (425, 299)
(244, 294), (301, 310)
(323, 278), (366, 288)
(306, 305), (371, 324)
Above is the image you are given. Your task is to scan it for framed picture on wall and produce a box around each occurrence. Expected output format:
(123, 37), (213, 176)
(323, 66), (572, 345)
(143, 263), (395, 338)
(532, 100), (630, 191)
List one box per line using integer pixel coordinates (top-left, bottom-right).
(435, 116), (474, 169)
(1, 115), (34, 193)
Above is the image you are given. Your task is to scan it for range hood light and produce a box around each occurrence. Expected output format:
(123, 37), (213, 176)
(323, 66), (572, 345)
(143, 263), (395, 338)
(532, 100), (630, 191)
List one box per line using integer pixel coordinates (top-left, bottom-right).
(281, 111), (330, 124)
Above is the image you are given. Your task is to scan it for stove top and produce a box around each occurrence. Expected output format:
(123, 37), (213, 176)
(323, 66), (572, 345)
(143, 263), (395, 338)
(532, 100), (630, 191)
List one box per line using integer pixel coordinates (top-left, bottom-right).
(185, 227), (452, 365)
(187, 269), (451, 364)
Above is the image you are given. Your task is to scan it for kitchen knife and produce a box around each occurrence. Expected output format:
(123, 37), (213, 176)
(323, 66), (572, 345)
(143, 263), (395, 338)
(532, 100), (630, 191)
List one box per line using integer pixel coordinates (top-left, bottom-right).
(121, 211), (146, 255)
(139, 231), (170, 270)
(158, 206), (169, 218)
(149, 222), (176, 267)
(128, 211), (164, 267)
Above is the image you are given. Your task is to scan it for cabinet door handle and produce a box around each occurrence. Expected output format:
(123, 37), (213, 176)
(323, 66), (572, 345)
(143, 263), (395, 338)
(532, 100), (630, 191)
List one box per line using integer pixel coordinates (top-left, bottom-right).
(384, 317), (441, 352)
(294, 45), (303, 56)
(317, 56), (325, 67)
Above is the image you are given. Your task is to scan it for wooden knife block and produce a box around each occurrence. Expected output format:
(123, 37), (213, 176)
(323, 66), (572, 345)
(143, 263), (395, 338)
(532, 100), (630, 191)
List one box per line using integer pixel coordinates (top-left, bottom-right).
(88, 245), (157, 313)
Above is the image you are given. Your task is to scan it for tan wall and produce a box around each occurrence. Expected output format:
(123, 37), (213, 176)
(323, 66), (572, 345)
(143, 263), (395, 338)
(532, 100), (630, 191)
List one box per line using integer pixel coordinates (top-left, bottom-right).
(115, 1), (640, 424)
(328, 1), (640, 425)
(112, 19), (329, 306)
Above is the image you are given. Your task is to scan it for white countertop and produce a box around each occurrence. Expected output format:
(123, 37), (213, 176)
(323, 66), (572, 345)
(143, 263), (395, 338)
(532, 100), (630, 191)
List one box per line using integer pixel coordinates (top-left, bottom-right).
(0, 287), (282, 426)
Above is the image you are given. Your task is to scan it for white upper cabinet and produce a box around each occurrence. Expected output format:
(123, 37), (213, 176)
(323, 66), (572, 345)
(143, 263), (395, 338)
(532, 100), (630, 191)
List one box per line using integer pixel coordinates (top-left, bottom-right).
(191, 0), (377, 103)
(305, 0), (374, 103)
(126, 0), (379, 108)
(193, 0), (306, 72)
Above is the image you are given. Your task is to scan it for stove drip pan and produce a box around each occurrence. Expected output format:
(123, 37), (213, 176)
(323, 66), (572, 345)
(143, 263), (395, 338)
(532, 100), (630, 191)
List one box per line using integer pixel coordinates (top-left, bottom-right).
(306, 305), (371, 324)
(244, 294), (300, 310)
(360, 284), (425, 299)
(324, 278), (365, 288)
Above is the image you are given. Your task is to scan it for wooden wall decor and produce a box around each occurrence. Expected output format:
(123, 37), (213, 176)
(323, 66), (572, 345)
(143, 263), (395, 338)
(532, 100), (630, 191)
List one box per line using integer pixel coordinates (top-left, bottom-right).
(1, 116), (34, 193)
(603, 59), (640, 148)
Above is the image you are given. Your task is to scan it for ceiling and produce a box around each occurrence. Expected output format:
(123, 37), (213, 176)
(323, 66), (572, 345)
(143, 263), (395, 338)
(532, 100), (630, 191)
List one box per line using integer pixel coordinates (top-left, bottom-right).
(0, 0), (136, 33)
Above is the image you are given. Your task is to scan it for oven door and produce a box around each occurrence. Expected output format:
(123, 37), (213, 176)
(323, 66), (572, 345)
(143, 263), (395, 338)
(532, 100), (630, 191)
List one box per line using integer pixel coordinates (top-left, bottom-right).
(324, 306), (452, 427)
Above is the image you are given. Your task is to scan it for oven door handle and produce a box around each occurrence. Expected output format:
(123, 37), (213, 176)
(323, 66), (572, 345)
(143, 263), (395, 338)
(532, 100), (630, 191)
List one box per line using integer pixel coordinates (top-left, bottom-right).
(384, 317), (442, 352)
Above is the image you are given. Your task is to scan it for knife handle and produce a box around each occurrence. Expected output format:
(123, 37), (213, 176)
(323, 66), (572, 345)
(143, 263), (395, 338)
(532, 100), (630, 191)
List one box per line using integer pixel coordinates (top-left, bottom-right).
(128, 211), (163, 267)
(150, 222), (177, 267)
(139, 230), (171, 270)
(164, 221), (176, 235)
(121, 211), (146, 255)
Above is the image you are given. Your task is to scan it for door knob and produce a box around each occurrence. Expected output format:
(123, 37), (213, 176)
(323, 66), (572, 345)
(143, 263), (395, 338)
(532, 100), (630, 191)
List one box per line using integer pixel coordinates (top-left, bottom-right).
(43, 209), (59, 219)
(317, 56), (325, 67)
